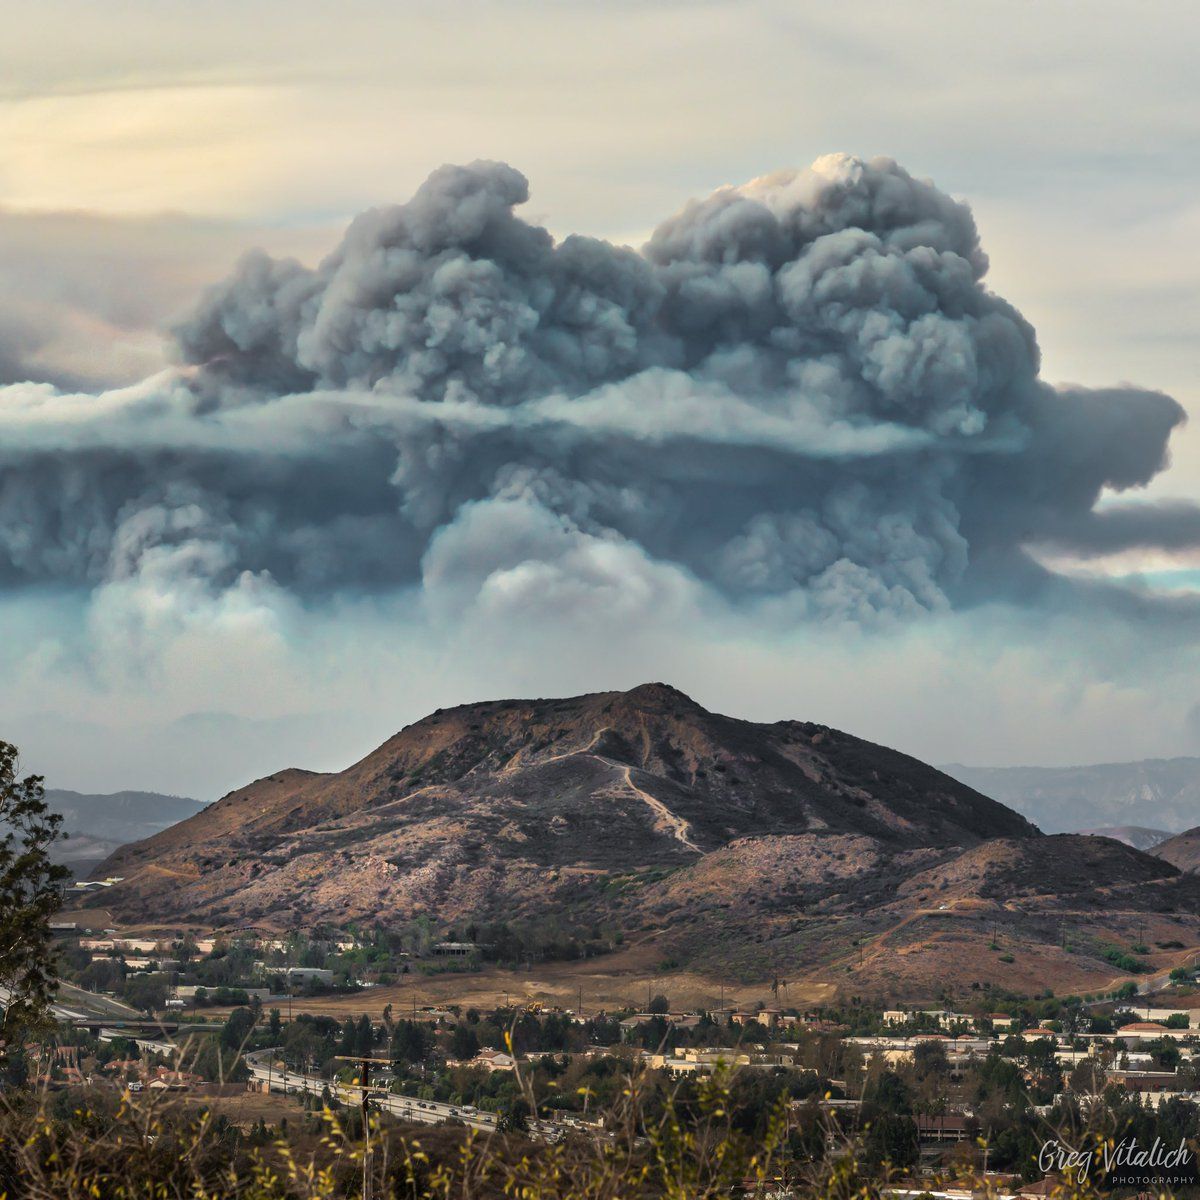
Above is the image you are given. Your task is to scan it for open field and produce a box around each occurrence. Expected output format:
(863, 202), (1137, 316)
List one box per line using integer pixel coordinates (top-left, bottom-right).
(80, 889), (1200, 1026)
(199, 950), (837, 1022)
(170, 1086), (309, 1127)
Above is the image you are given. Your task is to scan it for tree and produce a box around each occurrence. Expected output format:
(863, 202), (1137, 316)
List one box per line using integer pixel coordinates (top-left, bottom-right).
(123, 975), (168, 1014)
(1147, 1037), (1182, 1072)
(498, 1095), (530, 1133)
(221, 1005), (257, 1051)
(451, 1023), (480, 1062)
(391, 1019), (433, 1067)
(355, 1013), (374, 1057)
(0, 742), (69, 1058)
(648, 993), (670, 1015)
(862, 1111), (918, 1169)
(1068, 1058), (1105, 1095)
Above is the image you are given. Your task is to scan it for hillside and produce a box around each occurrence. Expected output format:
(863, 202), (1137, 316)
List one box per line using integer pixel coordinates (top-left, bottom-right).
(940, 759), (1200, 833)
(99, 681), (1032, 888)
(96, 685), (1200, 997)
(1155, 827), (1200, 872)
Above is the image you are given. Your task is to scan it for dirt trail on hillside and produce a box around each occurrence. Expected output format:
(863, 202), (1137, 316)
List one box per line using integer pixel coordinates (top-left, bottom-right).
(620, 765), (700, 852)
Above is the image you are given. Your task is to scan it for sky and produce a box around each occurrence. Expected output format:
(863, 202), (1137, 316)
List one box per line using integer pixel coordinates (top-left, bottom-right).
(2, 0), (1200, 799)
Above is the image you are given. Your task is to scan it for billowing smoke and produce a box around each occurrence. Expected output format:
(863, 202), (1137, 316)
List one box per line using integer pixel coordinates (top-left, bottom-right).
(1, 153), (1195, 629)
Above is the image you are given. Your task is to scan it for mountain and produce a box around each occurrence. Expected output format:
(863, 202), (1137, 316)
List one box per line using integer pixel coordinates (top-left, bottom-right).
(96, 685), (1200, 997)
(98, 681), (1035, 895)
(1155, 827), (1200, 873)
(45, 789), (206, 873)
(1077, 826), (1173, 851)
(939, 759), (1200, 834)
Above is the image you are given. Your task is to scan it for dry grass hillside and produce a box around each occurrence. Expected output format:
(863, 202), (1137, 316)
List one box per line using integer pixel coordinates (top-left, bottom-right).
(1155, 826), (1200, 872)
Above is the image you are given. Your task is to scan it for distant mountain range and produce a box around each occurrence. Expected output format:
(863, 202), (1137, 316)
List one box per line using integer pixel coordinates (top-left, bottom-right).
(939, 759), (1200, 834)
(92, 684), (1200, 998)
(44, 789), (205, 874)
(1077, 826), (1174, 851)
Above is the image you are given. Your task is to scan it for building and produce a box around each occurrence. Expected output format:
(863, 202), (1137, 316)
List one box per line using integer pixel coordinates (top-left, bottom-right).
(730, 1009), (782, 1028)
(284, 967), (334, 985)
(881, 1008), (971, 1031)
(645, 1048), (753, 1076)
(916, 1113), (972, 1142)
(1114, 1021), (1188, 1045)
(642, 1047), (797, 1077)
(1110, 1069), (1179, 1093)
(174, 985), (271, 1001)
(433, 942), (481, 957)
(1136, 1007), (1198, 1029)
(471, 1050), (515, 1072)
(80, 937), (168, 955)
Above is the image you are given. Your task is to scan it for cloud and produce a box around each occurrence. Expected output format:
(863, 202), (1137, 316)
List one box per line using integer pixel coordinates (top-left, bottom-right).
(0, 207), (336, 391)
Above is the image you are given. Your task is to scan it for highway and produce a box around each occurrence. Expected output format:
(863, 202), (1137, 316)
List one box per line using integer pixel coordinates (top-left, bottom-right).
(242, 1050), (579, 1142)
(0, 981), (141, 1026)
(1, 986), (565, 1141)
(244, 1050), (506, 1135)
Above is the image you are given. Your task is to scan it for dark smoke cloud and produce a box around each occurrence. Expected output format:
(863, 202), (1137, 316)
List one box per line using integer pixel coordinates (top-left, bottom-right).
(0, 154), (1193, 622)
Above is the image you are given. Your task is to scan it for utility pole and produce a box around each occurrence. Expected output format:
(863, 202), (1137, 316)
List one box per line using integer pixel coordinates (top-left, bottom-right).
(337, 1055), (376, 1200)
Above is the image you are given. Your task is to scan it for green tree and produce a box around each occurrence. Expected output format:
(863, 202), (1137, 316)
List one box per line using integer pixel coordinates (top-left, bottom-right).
(451, 1023), (480, 1062)
(221, 1005), (257, 1051)
(391, 1019), (433, 1067)
(123, 974), (168, 1013)
(1069, 1057), (1106, 1094)
(0, 742), (69, 1057)
(497, 1095), (530, 1133)
(355, 1013), (374, 1057)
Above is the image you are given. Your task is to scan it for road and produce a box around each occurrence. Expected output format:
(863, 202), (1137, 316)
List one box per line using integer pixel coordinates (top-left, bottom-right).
(244, 1050), (510, 1135)
(242, 1050), (580, 1142)
(0, 981), (144, 1026)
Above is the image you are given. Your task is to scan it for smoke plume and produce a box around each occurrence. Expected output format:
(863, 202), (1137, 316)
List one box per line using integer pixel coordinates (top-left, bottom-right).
(1, 153), (1195, 630)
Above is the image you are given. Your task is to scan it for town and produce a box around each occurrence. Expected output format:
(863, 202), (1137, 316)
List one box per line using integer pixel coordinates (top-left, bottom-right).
(11, 909), (1200, 1196)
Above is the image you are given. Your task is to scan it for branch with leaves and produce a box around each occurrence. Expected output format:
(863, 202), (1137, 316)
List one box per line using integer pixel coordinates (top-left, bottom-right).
(0, 740), (70, 1059)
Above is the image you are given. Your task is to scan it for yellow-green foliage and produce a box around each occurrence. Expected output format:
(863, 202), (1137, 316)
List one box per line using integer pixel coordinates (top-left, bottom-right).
(0, 1074), (1122, 1200)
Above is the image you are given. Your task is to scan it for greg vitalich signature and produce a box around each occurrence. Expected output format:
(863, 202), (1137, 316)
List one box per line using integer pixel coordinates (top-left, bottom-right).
(1038, 1137), (1193, 1184)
